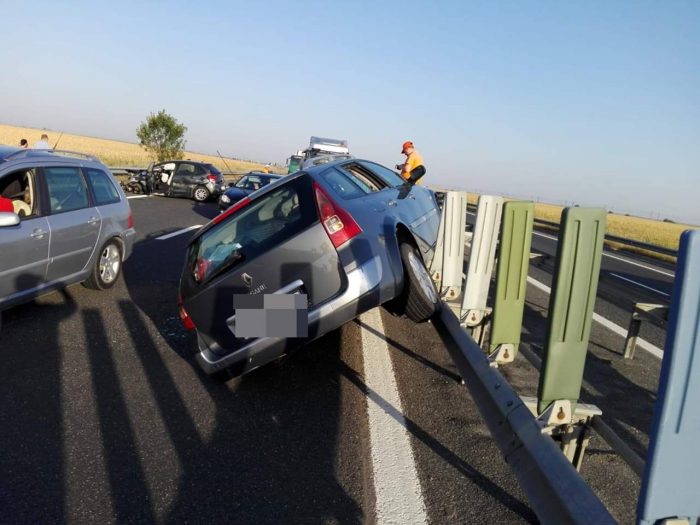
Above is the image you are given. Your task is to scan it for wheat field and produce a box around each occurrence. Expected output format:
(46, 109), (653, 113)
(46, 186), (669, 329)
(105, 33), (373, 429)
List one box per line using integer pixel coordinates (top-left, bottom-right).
(0, 123), (276, 173)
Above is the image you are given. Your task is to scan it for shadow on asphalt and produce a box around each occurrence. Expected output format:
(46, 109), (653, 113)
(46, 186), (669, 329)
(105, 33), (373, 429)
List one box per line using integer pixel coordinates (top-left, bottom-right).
(0, 279), (77, 523)
(520, 300), (655, 459)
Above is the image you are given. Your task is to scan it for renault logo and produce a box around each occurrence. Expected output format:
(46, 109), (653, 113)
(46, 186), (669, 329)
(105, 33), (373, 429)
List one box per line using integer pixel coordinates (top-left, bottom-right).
(242, 273), (253, 288)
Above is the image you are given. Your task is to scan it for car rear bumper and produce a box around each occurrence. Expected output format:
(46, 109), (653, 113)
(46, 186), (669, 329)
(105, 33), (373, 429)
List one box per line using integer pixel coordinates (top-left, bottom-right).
(194, 254), (383, 375)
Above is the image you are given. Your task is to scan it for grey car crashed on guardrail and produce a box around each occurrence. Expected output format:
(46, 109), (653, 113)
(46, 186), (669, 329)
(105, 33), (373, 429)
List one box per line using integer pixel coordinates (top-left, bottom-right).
(178, 158), (441, 378)
(0, 146), (136, 329)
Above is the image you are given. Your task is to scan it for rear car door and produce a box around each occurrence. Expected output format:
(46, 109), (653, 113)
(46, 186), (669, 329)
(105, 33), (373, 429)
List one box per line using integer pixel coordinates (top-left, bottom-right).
(170, 162), (195, 196)
(181, 174), (344, 353)
(0, 167), (50, 304)
(42, 166), (101, 282)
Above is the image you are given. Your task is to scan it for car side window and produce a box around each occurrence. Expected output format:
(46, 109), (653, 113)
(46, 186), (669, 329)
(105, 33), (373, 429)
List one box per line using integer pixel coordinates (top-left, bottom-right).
(44, 167), (90, 214)
(84, 168), (121, 205)
(359, 161), (406, 187)
(0, 168), (39, 219)
(176, 163), (195, 177)
(323, 168), (369, 199)
(339, 164), (385, 193)
(194, 164), (207, 175)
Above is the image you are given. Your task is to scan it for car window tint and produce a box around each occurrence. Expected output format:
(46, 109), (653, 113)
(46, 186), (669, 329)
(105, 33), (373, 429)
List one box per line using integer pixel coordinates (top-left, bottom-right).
(85, 168), (120, 205)
(323, 168), (370, 199)
(340, 164), (384, 193)
(44, 167), (90, 214)
(359, 161), (406, 187)
(177, 163), (195, 175)
(189, 177), (316, 284)
(195, 164), (207, 175)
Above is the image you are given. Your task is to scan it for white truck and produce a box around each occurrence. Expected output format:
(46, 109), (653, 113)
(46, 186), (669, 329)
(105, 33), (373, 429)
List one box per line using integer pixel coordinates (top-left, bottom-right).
(286, 137), (351, 174)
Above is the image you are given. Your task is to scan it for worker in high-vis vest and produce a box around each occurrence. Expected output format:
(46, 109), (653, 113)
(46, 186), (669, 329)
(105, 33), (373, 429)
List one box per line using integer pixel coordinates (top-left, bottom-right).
(397, 141), (426, 185)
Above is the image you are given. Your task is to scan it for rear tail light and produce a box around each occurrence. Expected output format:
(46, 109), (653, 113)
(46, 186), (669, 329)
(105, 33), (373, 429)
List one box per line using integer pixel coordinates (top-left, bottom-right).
(313, 183), (362, 248)
(207, 173), (218, 182)
(127, 210), (134, 229)
(177, 293), (196, 330)
(213, 196), (252, 225)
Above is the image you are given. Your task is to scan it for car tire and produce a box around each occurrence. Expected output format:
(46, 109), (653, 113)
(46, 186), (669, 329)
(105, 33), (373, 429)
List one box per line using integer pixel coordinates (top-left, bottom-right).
(84, 240), (123, 290)
(193, 186), (210, 202)
(399, 243), (439, 322)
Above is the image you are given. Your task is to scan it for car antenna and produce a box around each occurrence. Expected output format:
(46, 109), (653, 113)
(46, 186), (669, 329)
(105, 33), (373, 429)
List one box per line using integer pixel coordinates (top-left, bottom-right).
(52, 132), (64, 150)
(216, 150), (234, 174)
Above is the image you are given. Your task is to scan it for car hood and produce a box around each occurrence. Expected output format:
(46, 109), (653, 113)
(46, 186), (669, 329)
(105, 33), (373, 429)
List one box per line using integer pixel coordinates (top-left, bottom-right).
(223, 187), (249, 199)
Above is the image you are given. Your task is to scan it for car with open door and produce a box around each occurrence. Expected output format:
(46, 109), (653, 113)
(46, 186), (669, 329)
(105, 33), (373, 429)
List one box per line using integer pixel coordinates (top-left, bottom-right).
(150, 160), (225, 202)
(0, 146), (136, 330)
(178, 158), (441, 379)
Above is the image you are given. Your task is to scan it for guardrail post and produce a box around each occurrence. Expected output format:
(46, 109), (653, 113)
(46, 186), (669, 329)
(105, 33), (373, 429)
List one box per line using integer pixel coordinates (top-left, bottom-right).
(526, 207), (606, 470)
(637, 230), (700, 525)
(429, 191), (468, 313)
(488, 201), (534, 364)
(460, 196), (503, 340)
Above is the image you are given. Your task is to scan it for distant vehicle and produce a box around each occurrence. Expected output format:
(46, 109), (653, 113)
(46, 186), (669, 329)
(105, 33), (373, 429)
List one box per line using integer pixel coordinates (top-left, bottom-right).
(149, 160), (225, 202)
(286, 137), (351, 174)
(0, 146), (136, 329)
(218, 172), (283, 212)
(178, 158), (440, 379)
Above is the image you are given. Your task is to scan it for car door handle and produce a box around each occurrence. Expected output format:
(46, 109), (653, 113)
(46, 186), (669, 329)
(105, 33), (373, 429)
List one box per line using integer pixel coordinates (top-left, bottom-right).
(30, 228), (47, 239)
(408, 194), (416, 200)
(387, 200), (398, 207)
(88, 217), (100, 226)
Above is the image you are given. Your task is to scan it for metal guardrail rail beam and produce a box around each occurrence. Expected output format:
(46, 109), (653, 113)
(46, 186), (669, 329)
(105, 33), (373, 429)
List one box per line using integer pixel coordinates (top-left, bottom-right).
(432, 305), (617, 525)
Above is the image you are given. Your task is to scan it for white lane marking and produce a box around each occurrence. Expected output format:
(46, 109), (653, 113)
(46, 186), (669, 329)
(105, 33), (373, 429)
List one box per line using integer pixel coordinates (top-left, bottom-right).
(155, 225), (202, 240)
(530, 230), (674, 277)
(608, 272), (671, 297)
(526, 276), (664, 359)
(126, 195), (151, 199)
(360, 308), (428, 525)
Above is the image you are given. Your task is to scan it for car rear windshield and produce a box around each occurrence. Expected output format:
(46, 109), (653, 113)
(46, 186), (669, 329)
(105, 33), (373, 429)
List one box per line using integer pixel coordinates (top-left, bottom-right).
(187, 175), (317, 285)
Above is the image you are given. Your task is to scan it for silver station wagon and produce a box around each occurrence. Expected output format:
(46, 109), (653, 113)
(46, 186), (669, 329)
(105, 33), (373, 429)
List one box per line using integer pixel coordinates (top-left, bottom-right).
(0, 147), (136, 329)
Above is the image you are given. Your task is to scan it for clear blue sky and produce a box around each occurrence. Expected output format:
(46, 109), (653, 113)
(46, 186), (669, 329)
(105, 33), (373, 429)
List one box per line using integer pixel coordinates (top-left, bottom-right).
(1, 1), (698, 224)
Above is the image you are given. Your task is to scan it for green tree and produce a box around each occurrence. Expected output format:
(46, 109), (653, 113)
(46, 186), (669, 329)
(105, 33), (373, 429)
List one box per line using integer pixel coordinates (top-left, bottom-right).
(136, 110), (187, 162)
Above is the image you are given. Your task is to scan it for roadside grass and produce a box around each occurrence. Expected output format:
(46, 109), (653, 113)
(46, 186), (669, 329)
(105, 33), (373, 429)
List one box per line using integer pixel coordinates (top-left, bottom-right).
(1, 123), (280, 173)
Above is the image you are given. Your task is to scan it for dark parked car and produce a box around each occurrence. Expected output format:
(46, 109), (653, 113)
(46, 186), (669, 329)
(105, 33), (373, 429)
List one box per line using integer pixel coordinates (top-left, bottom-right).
(150, 160), (224, 202)
(218, 172), (283, 212)
(178, 158), (440, 379)
(0, 147), (135, 330)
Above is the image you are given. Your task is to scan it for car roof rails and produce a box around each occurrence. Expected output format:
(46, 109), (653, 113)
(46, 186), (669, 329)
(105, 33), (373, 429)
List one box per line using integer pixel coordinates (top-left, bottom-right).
(2, 149), (99, 163)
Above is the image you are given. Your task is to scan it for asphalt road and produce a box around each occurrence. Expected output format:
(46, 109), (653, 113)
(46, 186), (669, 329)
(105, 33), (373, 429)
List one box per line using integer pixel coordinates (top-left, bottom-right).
(0, 195), (665, 524)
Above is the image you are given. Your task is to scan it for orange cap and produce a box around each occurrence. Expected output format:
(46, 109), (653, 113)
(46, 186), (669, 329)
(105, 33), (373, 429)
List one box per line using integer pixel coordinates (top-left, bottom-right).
(401, 141), (414, 154)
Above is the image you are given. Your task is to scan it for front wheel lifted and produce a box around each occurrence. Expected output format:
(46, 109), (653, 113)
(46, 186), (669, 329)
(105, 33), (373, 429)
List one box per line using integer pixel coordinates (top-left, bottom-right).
(84, 240), (122, 290)
(398, 243), (439, 322)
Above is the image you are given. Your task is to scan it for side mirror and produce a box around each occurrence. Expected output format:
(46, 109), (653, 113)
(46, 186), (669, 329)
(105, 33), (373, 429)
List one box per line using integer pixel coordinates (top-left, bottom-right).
(228, 182), (236, 187)
(0, 212), (20, 227)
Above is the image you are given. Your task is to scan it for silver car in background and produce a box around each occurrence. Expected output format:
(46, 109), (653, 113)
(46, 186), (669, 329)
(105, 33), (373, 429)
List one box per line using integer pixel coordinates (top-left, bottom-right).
(0, 147), (136, 329)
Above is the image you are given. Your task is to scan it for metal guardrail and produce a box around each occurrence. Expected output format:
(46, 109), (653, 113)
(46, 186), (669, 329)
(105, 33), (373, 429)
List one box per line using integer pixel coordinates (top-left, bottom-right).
(432, 305), (616, 525)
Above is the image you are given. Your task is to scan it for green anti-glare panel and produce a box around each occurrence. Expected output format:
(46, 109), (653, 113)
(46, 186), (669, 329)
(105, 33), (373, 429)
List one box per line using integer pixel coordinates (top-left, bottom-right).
(489, 202), (534, 354)
(537, 207), (606, 414)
